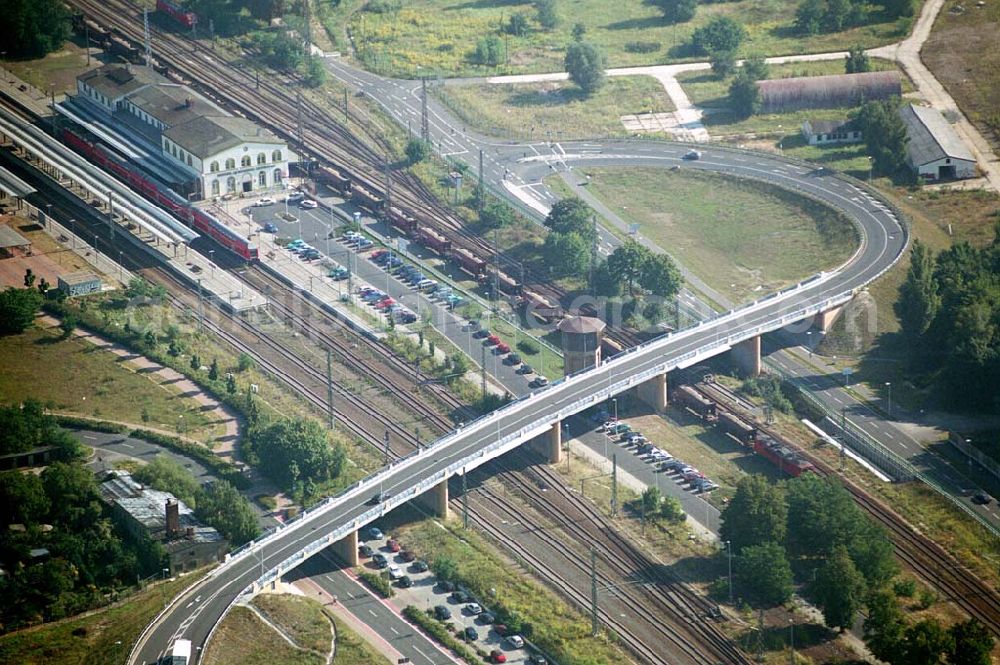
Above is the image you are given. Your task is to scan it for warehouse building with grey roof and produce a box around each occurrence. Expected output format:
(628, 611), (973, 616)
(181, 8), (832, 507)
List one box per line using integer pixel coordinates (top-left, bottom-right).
(898, 104), (976, 181)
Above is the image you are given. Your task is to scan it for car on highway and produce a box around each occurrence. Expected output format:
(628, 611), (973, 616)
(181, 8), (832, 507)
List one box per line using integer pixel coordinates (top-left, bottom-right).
(464, 602), (483, 615)
(367, 526), (384, 540)
(463, 626), (479, 641)
(434, 605), (452, 620)
(489, 650), (507, 663)
(372, 553), (388, 568)
(367, 491), (390, 505)
(263, 222), (278, 234)
(300, 199), (318, 209)
(972, 493), (993, 505)
(358, 544), (374, 558)
(529, 376), (549, 388)
(397, 575), (413, 588)
(682, 149), (702, 160)
(254, 197), (275, 207)
(506, 635), (525, 649)
(388, 565), (403, 580)
(411, 560), (429, 573)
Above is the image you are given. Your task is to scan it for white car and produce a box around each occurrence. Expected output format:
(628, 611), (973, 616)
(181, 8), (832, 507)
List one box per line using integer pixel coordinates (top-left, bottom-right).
(254, 197), (275, 207)
(464, 602), (483, 615)
(300, 199), (318, 209)
(388, 565), (403, 580)
(286, 191), (305, 202)
(507, 635), (525, 649)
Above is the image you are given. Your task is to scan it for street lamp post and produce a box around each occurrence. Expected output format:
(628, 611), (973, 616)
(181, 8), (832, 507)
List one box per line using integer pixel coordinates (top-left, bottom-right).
(885, 382), (892, 417)
(209, 249), (215, 279)
(69, 218), (76, 249)
(726, 540), (733, 604)
(805, 331), (812, 358)
(789, 619), (795, 665)
(119, 251), (124, 283)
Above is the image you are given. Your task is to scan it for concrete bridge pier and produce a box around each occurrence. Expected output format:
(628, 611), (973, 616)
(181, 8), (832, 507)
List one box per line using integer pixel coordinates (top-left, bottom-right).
(330, 528), (359, 567)
(814, 305), (844, 333)
(414, 479), (450, 519)
(636, 372), (668, 412)
(529, 422), (562, 464)
(731, 335), (762, 377)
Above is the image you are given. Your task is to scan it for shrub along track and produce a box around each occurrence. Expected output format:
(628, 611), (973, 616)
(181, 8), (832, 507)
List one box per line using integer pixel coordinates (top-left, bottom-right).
(69, 0), (587, 341)
(693, 380), (1000, 635)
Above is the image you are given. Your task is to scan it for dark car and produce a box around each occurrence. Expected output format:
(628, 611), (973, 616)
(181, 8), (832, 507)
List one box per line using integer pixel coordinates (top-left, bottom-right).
(473, 328), (491, 339)
(463, 626), (479, 641)
(477, 611), (496, 625)
(400, 550), (417, 562)
(527, 655), (548, 665)
(411, 560), (429, 573)
(433, 605), (452, 620)
(517, 364), (534, 375)
(372, 553), (388, 568)
(505, 353), (522, 366)
(972, 493), (993, 505)
(358, 544), (374, 558)
(682, 149), (702, 160)
(437, 580), (455, 593)
(367, 491), (390, 505)
(263, 222), (278, 233)
(450, 590), (472, 604)
(397, 575), (413, 588)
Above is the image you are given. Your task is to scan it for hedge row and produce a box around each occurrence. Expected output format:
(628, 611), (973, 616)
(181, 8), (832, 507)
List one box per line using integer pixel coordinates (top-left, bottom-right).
(127, 428), (249, 490)
(358, 571), (394, 598)
(401, 606), (481, 665)
(54, 416), (128, 434)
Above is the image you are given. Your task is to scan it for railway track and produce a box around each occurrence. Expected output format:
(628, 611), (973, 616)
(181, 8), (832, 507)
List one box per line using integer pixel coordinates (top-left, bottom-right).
(691, 379), (1000, 635)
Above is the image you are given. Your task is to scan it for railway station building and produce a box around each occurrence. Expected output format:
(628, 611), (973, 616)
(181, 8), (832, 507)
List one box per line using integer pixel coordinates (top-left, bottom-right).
(72, 64), (293, 199)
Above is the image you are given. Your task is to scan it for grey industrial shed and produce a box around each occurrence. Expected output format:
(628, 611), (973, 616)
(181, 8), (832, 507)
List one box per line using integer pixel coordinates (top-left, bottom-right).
(898, 104), (976, 181)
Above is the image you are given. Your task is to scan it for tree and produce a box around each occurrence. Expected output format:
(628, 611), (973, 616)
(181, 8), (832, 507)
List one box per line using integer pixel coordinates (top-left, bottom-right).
(226, 374), (237, 394)
(883, 0), (914, 18)
(846, 45), (871, 73)
(848, 520), (898, 585)
(480, 200), (515, 231)
(37, 278), (50, 295)
(536, 0), (558, 28)
(144, 330), (157, 349)
(660, 495), (685, 522)
(543, 232), (590, 278)
(710, 49), (737, 77)
(856, 98), (909, 176)
(473, 35), (504, 66)
(796, 0), (825, 35)
(653, 0), (698, 24)
(691, 17), (747, 55)
(742, 54), (770, 81)
(824, 0), (852, 31)
(728, 71), (761, 118)
(133, 455), (201, 508)
(197, 480), (260, 545)
(592, 260), (622, 297)
(786, 474), (863, 557)
(544, 197), (597, 244)
(899, 619), (954, 665)
(432, 555), (458, 581)
(405, 138), (432, 164)
(719, 475), (788, 552)
(735, 542), (794, 607)
(571, 22), (586, 41)
(0, 470), (50, 527)
(23, 269), (36, 288)
(641, 486), (663, 515)
(237, 353), (256, 372)
(565, 42), (606, 95)
(947, 619), (994, 665)
(59, 314), (77, 339)
(506, 13), (529, 36)
(303, 55), (326, 88)
(8, 0), (70, 58)
(190, 354), (201, 371)
(864, 588), (907, 662)
(813, 545), (866, 631)
(209, 358), (220, 381)
(0, 287), (44, 335)
(642, 253), (683, 298)
(607, 240), (650, 295)
(244, 416), (346, 489)
(895, 241), (940, 346)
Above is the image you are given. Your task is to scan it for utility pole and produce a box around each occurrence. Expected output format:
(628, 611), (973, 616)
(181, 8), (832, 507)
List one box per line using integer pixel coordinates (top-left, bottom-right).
(590, 213), (597, 292)
(384, 154), (392, 213)
(462, 471), (469, 529)
(326, 349), (335, 429)
(478, 149), (485, 211)
(383, 430), (390, 465)
(197, 278), (204, 330)
(143, 8), (152, 67)
(420, 78), (429, 142)
(296, 91), (304, 147)
(590, 549), (598, 637)
(493, 228), (500, 304)
(343, 89), (349, 121)
(303, 0), (312, 49)
(480, 344), (487, 398)
(611, 454), (618, 517)
(84, 22), (91, 66)
(107, 191), (115, 240)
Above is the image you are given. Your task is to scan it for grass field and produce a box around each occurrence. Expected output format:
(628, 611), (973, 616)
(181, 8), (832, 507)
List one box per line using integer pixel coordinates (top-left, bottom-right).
(389, 517), (633, 664)
(555, 167), (858, 304)
(252, 594), (334, 656)
(4, 39), (93, 95)
(436, 76), (675, 140)
(332, 0), (912, 78)
(0, 325), (218, 440)
(678, 58), (908, 139)
(0, 574), (204, 665)
(923, 0), (1000, 154)
(202, 605), (323, 665)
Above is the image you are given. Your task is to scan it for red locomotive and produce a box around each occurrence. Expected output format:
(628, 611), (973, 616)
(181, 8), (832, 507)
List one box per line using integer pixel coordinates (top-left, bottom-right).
(156, 0), (198, 29)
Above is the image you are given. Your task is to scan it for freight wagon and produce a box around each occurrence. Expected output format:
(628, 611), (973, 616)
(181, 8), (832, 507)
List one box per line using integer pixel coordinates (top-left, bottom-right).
(717, 411), (757, 445)
(108, 35), (142, 64)
(351, 184), (383, 213)
(386, 206), (417, 234)
(522, 288), (562, 323)
(415, 226), (451, 254)
(317, 165), (351, 195)
(451, 247), (486, 280)
(484, 267), (521, 296)
(674, 385), (717, 421)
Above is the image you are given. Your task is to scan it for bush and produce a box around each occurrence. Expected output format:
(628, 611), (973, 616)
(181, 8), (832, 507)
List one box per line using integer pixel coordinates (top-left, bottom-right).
(517, 338), (541, 356)
(402, 606), (480, 665)
(893, 577), (917, 597)
(406, 138), (432, 164)
(624, 41), (662, 53)
(128, 428), (250, 489)
(358, 571), (394, 598)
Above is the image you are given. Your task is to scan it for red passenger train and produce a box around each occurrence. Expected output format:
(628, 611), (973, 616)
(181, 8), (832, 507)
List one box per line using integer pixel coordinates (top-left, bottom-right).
(61, 127), (258, 261)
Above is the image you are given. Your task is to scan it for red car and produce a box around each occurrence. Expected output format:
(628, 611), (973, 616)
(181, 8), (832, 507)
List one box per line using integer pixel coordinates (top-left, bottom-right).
(387, 539), (402, 553)
(495, 342), (510, 354)
(370, 248), (388, 259)
(490, 650), (507, 663)
(375, 297), (396, 310)
(493, 623), (508, 636)
(486, 335), (501, 346)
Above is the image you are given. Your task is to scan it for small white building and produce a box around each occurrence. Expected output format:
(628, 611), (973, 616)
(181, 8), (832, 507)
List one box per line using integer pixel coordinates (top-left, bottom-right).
(800, 119), (862, 146)
(899, 104), (976, 181)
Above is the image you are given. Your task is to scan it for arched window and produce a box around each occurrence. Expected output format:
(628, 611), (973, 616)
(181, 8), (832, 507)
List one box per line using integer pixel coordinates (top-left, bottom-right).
(272, 150), (282, 162)
(210, 161), (219, 173)
(226, 176), (236, 193)
(241, 155), (252, 168)
(258, 171), (267, 187)
(186, 155), (192, 166)
(257, 153), (266, 165)
(273, 168), (283, 184)
(225, 158), (236, 170)
(211, 179), (220, 195)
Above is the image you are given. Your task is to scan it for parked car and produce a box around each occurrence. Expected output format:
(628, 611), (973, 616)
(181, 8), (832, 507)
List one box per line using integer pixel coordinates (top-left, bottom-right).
(625, 433), (647, 445)
(492, 624), (509, 636)
(682, 468), (704, 482)
(694, 478), (718, 493)
(397, 575), (413, 588)
(517, 364), (534, 375)
(356, 238), (373, 249)
(529, 376), (549, 388)
(463, 626), (479, 641)
(286, 191), (305, 202)
(372, 553), (388, 568)
(477, 611), (495, 624)
(388, 565), (403, 580)
(300, 199), (318, 209)
(436, 580), (455, 593)
(411, 560), (429, 573)
(358, 544), (374, 558)
(387, 539), (402, 553)
(329, 267), (349, 280)
(637, 442), (655, 455)
(465, 603), (483, 615)
(473, 328), (491, 339)
(367, 527), (384, 540)
(263, 222), (278, 233)
(602, 420), (619, 433)
(527, 655), (548, 665)
(505, 353), (522, 366)
(400, 550), (416, 562)
(507, 635), (525, 649)
(450, 590), (472, 603)
(434, 605), (452, 620)
(485, 335), (501, 346)
(467, 320), (482, 332)
(661, 459), (686, 472)
(489, 650), (507, 663)
(495, 342), (511, 354)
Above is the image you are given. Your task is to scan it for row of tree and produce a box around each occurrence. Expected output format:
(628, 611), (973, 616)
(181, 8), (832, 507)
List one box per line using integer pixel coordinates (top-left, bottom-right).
(0, 399), (84, 458)
(895, 227), (1000, 410)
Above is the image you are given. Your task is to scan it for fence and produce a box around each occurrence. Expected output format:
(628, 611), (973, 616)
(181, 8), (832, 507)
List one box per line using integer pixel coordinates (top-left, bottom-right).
(949, 434), (1000, 483)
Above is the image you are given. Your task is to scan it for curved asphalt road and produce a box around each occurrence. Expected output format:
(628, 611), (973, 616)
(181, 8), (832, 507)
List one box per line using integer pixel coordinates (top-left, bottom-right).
(132, 132), (906, 661)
